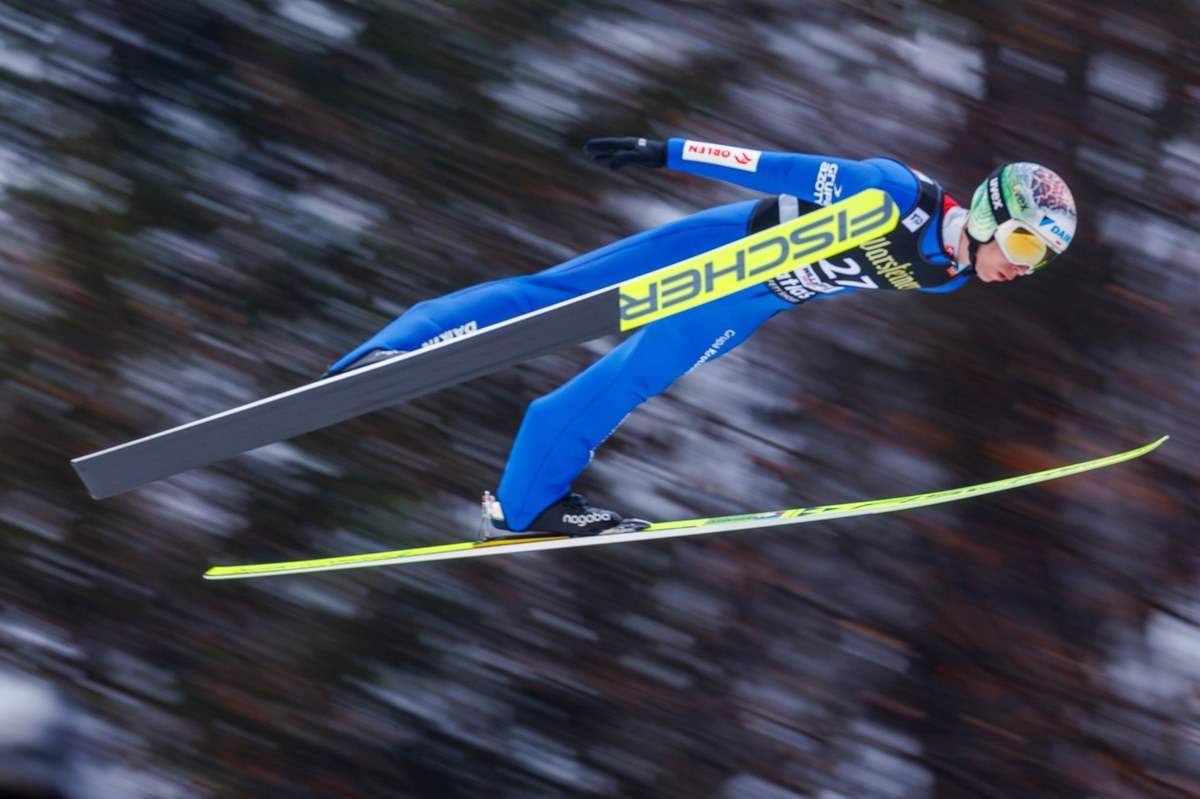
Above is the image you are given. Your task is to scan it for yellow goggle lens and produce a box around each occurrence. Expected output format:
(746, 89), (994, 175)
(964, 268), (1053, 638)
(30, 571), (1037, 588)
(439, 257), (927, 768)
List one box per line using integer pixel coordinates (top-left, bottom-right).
(997, 223), (1049, 268)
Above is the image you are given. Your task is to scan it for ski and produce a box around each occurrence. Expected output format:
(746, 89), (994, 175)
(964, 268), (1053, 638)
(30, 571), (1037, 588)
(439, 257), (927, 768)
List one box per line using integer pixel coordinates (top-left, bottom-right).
(72, 189), (898, 499)
(202, 436), (1167, 580)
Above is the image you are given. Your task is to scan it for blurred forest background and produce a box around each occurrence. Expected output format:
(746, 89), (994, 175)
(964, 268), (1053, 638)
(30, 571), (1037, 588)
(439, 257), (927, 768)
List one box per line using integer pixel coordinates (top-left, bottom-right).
(2, 0), (1198, 797)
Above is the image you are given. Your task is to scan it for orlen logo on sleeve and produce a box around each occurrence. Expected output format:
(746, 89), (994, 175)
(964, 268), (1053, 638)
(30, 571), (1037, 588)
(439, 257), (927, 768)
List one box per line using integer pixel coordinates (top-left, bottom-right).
(681, 140), (762, 172)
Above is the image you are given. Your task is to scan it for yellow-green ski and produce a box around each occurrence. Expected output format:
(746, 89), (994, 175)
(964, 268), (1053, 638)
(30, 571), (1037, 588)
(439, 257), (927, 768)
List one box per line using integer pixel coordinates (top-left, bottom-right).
(204, 437), (1167, 581)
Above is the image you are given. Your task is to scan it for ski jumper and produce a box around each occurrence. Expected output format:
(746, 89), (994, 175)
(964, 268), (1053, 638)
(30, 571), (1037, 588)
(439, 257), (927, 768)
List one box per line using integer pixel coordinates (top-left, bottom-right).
(329, 139), (972, 531)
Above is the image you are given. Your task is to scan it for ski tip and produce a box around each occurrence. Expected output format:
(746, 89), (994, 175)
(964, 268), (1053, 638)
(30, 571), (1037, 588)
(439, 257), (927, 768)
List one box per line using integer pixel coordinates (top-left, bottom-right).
(204, 563), (271, 580)
(204, 567), (272, 581)
(1140, 435), (1170, 454)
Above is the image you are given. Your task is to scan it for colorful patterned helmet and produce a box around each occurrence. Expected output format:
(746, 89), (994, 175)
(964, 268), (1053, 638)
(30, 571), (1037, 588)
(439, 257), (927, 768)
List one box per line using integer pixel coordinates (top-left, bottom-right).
(967, 163), (1077, 271)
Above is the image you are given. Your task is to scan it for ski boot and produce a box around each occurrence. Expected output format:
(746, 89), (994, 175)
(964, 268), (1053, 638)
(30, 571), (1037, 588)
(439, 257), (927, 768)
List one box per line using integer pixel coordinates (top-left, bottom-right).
(479, 491), (650, 540)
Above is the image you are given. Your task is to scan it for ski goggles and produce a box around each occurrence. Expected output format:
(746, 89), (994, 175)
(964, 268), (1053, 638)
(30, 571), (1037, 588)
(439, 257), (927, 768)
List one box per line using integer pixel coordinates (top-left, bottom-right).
(993, 218), (1056, 273)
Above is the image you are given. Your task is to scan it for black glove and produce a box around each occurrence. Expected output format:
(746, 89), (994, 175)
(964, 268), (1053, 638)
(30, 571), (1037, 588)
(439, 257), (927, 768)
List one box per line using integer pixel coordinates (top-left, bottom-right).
(583, 137), (667, 171)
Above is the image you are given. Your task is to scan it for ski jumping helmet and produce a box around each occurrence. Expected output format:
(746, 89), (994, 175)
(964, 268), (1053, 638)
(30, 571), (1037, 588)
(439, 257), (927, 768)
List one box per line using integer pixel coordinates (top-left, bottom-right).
(966, 163), (1077, 273)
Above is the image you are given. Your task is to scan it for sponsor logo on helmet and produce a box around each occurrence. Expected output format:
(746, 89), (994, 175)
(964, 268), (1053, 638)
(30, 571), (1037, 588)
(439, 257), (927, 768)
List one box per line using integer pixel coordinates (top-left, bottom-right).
(1012, 187), (1031, 215)
(682, 140), (761, 173)
(1038, 215), (1073, 245)
(563, 511), (613, 527)
(814, 162), (843, 206)
(988, 177), (1005, 214)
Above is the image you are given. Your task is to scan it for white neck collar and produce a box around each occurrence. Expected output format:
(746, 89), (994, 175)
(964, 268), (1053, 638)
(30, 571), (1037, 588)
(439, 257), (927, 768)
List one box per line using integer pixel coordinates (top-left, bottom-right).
(941, 205), (970, 269)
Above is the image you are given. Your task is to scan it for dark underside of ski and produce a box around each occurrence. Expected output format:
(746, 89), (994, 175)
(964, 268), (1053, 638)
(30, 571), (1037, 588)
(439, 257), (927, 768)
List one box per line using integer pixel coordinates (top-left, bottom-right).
(73, 289), (619, 499)
(72, 189), (898, 499)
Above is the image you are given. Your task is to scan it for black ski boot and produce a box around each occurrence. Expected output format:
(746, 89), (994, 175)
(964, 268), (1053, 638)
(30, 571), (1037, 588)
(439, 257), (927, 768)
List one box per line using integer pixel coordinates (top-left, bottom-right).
(321, 348), (405, 379)
(483, 491), (649, 538)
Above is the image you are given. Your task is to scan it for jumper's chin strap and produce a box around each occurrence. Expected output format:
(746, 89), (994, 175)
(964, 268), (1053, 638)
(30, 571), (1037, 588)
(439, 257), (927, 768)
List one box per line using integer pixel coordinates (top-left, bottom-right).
(963, 231), (984, 271)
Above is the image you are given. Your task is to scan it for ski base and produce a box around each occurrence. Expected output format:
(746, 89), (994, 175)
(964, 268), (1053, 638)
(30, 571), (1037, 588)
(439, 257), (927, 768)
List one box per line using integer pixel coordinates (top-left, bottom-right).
(203, 436), (1167, 580)
(73, 189), (898, 500)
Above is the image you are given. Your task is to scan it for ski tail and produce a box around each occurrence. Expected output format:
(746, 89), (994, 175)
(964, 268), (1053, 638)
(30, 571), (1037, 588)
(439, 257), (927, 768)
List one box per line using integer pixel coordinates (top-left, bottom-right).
(202, 436), (1167, 580)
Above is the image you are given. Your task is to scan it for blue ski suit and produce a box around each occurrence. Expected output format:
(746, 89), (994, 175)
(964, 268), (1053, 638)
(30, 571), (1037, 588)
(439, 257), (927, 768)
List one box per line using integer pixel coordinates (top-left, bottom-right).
(329, 138), (973, 530)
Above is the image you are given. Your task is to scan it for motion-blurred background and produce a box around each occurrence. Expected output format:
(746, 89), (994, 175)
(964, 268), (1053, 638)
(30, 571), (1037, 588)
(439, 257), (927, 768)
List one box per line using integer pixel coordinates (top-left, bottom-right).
(1, 1), (1198, 797)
